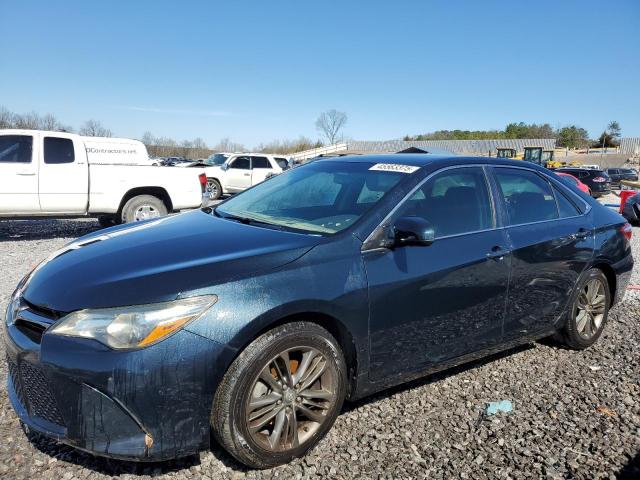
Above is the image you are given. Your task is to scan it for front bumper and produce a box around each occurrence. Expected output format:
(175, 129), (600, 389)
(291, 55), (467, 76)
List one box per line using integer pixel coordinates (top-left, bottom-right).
(4, 310), (232, 461)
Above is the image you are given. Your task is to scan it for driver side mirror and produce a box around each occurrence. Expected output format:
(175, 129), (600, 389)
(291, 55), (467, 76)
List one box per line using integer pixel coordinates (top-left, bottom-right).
(392, 216), (435, 247)
(221, 163), (229, 171)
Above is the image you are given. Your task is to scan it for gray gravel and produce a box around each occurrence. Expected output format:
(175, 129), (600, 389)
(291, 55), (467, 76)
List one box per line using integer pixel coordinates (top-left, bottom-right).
(0, 218), (639, 479)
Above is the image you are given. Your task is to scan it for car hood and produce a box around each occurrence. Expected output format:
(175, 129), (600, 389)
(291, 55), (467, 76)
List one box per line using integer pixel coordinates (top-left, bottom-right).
(22, 210), (322, 312)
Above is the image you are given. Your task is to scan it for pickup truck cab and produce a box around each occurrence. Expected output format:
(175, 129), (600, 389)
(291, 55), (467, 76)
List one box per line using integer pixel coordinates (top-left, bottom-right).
(203, 153), (290, 199)
(0, 129), (206, 226)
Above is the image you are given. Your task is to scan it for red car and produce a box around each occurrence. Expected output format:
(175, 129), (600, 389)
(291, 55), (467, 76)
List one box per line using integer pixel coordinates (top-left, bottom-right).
(556, 172), (590, 195)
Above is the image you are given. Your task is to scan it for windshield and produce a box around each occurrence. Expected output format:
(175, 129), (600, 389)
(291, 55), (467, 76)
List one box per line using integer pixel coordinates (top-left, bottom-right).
(215, 161), (408, 234)
(205, 153), (230, 166)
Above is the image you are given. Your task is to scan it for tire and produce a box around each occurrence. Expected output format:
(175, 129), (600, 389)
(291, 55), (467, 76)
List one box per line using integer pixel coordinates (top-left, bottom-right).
(97, 215), (119, 228)
(211, 322), (347, 468)
(121, 195), (168, 223)
(207, 178), (222, 200)
(559, 268), (611, 350)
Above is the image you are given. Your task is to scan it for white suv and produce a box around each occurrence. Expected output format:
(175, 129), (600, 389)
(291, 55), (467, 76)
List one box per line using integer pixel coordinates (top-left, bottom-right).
(203, 153), (291, 199)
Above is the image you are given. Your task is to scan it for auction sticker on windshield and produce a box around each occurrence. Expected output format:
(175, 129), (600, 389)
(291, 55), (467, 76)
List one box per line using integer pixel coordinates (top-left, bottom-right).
(369, 163), (420, 173)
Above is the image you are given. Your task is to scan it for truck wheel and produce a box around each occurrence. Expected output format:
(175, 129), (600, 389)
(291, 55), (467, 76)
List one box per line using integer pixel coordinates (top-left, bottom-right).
(207, 178), (222, 200)
(97, 215), (120, 228)
(121, 195), (168, 223)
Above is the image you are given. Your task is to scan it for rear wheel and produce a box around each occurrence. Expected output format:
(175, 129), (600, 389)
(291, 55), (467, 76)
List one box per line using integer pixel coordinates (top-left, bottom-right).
(559, 268), (610, 349)
(211, 322), (347, 468)
(121, 195), (168, 223)
(207, 178), (222, 200)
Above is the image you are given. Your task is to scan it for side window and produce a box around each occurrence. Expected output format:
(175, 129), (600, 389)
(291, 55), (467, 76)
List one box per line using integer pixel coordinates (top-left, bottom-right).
(230, 156), (250, 169)
(274, 157), (289, 169)
(553, 185), (581, 217)
(44, 137), (75, 164)
(251, 156), (271, 169)
(0, 135), (33, 163)
(398, 167), (493, 238)
(494, 168), (558, 225)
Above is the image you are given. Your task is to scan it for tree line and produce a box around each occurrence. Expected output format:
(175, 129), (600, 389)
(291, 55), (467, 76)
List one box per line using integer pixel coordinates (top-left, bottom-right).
(404, 121), (622, 149)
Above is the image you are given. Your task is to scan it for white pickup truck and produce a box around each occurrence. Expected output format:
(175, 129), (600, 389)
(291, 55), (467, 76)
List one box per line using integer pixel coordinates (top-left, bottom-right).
(203, 153), (291, 199)
(0, 129), (206, 226)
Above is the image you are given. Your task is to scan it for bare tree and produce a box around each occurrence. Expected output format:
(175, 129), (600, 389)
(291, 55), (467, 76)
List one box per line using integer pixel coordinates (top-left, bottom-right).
(141, 131), (155, 146)
(315, 109), (347, 144)
(79, 119), (113, 137)
(213, 137), (245, 152)
(13, 111), (42, 130)
(40, 113), (61, 131)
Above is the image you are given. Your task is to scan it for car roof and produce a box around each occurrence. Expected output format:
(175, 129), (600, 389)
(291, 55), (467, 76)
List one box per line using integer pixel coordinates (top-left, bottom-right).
(314, 153), (545, 170)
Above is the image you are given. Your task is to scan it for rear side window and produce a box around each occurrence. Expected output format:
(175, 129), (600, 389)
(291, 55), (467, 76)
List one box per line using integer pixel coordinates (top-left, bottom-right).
(494, 168), (558, 225)
(399, 167), (493, 238)
(552, 185), (581, 217)
(275, 157), (289, 169)
(251, 156), (271, 169)
(0, 135), (32, 163)
(44, 137), (75, 164)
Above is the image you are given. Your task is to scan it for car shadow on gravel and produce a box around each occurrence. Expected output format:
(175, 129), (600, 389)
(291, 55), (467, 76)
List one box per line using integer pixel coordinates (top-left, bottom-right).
(343, 343), (535, 414)
(0, 219), (101, 241)
(24, 428), (246, 476)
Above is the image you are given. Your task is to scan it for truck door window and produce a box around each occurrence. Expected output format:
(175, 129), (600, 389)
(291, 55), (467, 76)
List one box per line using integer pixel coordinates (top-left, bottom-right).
(251, 156), (271, 169)
(230, 157), (250, 169)
(44, 137), (75, 164)
(274, 157), (289, 169)
(0, 135), (33, 163)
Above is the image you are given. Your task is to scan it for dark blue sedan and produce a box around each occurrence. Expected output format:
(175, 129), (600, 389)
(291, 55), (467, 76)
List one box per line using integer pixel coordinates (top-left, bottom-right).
(4, 155), (634, 468)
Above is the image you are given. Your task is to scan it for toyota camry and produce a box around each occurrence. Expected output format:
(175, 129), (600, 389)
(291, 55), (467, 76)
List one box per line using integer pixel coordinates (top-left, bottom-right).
(4, 155), (633, 468)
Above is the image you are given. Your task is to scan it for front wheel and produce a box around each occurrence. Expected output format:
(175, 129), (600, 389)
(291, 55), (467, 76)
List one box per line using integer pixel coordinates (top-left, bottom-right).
(559, 268), (611, 349)
(121, 195), (168, 223)
(211, 322), (347, 468)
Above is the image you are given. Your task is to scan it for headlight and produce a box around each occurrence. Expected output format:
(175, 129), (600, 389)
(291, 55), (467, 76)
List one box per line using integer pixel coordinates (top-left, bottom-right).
(49, 295), (217, 349)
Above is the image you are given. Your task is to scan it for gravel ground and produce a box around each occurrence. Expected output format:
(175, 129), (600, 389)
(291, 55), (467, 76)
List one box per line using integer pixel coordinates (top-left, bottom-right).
(0, 217), (638, 479)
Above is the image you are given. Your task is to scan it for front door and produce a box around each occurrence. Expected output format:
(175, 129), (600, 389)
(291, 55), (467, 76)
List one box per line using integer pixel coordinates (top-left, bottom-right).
(38, 135), (89, 213)
(364, 166), (511, 381)
(490, 166), (595, 341)
(225, 156), (252, 192)
(0, 133), (39, 214)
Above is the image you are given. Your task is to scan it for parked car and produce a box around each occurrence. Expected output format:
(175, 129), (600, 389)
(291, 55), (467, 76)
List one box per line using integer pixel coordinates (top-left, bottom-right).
(204, 153), (291, 199)
(555, 167), (612, 197)
(5, 155), (633, 468)
(605, 167), (638, 187)
(621, 191), (640, 224)
(555, 172), (591, 194)
(0, 129), (207, 226)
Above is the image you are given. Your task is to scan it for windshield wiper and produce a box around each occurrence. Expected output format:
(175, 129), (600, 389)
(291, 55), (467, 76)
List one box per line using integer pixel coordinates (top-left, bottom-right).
(214, 209), (286, 231)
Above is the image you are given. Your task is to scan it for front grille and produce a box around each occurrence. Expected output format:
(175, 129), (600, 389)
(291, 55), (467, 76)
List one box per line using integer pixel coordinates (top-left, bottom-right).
(6, 356), (65, 427)
(14, 299), (60, 344)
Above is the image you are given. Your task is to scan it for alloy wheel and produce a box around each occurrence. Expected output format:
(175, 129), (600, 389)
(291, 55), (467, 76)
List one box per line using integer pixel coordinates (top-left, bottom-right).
(575, 278), (606, 339)
(245, 346), (337, 452)
(207, 180), (218, 199)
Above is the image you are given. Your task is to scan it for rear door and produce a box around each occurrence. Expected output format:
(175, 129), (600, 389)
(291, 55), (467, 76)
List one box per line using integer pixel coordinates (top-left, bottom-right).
(490, 166), (594, 341)
(38, 134), (89, 212)
(0, 132), (39, 213)
(250, 156), (276, 185)
(365, 166), (511, 380)
(225, 155), (252, 191)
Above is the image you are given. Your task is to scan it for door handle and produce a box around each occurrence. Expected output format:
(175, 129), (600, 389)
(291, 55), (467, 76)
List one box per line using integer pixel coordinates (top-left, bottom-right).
(486, 246), (510, 260)
(16, 171), (35, 176)
(243, 173), (250, 176)
(571, 228), (589, 240)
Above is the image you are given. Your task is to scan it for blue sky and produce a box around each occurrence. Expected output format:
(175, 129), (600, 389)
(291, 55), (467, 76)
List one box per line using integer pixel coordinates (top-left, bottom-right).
(1, 0), (638, 146)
